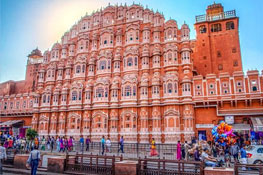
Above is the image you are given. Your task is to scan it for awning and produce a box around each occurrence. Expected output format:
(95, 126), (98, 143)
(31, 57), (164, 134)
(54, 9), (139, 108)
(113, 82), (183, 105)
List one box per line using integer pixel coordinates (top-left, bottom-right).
(0, 120), (24, 127)
(251, 117), (263, 132)
(232, 124), (251, 131)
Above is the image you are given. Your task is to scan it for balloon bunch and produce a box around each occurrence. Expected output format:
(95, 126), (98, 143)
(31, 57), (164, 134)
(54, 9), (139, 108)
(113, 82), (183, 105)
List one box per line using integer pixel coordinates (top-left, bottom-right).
(212, 121), (236, 146)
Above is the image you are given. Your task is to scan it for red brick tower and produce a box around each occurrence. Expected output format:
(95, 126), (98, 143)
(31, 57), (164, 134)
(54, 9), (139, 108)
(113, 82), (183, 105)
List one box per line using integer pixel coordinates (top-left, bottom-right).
(193, 3), (242, 76)
(25, 48), (43, 91)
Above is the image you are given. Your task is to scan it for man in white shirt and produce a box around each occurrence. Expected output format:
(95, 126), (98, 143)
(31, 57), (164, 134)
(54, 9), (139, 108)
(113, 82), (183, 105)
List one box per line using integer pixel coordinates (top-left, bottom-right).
(27, 146), (41, 175)
(0, 143), (7, 174)
(201, 148), (217, 167)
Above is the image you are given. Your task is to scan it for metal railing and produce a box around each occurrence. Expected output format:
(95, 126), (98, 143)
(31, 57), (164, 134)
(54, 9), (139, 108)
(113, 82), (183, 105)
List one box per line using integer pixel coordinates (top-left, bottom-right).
(138, 157), (204, 175)
(195, 10), (236, 23)
(234, 163), (263, 175)
(64, 153), (123, 175)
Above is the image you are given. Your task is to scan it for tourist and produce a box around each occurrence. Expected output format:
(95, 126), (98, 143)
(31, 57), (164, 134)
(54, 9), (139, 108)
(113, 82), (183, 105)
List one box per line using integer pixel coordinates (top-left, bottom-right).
(41, 136), (46, 151)
(176, 141), (182, 160)
(79, 136), (84, 152)
(184, 141), (191, 160)
(59, 137), (64, 152)
(194, 147), (201, 161)
(64, 137), (68, 152)
(201, 148), (217, 167)
(46, 136), (51, 150)
(240, 144), (247, 170)
(150, 138), (158, 156)
(0, 142), (7, 174)
(68, 137), (73, 152)
(34, 137), (39, 149)
(56, 137), (60, 152)
(224, 145), (231, 167)
(181, 142), (185, 160)
(230, 142), (239, 162)
(50, 137), (54, 152)
(118, 136), (124, 154)
(101, 136), (105, 155)
(106, 138), (111, 153)
(27, 146), (41, 175)
(86, 137), (90, 152)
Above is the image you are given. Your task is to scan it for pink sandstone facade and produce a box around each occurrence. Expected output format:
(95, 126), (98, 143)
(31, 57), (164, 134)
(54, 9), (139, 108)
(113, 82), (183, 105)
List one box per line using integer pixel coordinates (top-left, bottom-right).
(0, 3), (262, 143)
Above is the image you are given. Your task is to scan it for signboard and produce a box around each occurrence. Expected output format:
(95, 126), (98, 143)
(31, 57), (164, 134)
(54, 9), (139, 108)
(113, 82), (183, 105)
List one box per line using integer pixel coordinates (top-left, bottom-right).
(196, 124), (214, 128)
(225, 116), (234, 124)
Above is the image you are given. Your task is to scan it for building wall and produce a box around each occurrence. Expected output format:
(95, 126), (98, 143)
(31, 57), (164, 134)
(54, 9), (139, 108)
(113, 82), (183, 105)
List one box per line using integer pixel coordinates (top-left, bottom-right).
(0, 3), (262, 143)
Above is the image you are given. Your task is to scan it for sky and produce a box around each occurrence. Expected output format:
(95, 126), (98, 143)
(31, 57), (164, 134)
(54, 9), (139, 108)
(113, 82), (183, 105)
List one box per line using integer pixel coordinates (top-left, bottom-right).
(0, 0), (262, 83)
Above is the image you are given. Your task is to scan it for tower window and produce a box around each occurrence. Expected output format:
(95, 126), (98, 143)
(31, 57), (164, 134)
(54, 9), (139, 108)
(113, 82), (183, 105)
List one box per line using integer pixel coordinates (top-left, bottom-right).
(199, 25), (207, 33)
(226, 21), (235, 30)
(233, 60), (238, 67)
(218, 64), (223, 70)
(232, 47), (236, 53)
(217, 51), (221, 57)
(211, 23), (222, 32)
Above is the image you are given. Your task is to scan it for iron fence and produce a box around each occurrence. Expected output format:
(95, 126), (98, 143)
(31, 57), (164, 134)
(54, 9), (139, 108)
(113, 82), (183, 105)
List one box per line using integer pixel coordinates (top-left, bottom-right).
(234, 163), (263, 175)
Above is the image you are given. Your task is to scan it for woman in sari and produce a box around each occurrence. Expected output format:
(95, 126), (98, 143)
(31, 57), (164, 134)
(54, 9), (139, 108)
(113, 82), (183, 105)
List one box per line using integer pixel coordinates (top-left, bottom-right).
(68, 137), (73, 152)
(150, 138), (158, 156)
(59, 137), (64, 152)
(177, 141), (182, 160)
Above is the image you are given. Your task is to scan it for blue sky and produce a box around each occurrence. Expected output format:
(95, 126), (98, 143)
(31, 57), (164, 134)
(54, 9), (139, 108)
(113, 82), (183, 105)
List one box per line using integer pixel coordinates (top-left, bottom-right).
(0, 0), (262, 82)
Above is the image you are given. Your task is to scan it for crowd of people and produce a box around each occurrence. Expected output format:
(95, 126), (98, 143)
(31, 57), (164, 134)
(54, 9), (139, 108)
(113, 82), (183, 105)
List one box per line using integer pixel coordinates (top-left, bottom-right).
(0, 131), (262, 173)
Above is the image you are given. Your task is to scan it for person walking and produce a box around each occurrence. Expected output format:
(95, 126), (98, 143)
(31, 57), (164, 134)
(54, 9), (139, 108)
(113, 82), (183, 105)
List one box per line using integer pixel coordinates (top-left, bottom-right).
(150, 138), (158, 156)
(56, 137), (60, 152)
(177, 141), (182, 160)
(230, 142), (239, 163)
(184, 141), (190, 160)
(68, 137), (73, 152)
(0, 143), (7, 174)
(79, 136), (84, 153)
(41, 136), (46, 151)
(118, 136), (124, 154)
(50, 137), (54, 152)
(240, 145), (247, 170)
(101, 136), (105, 155)
(106, 138), (111, 153)
(27, 146), (41, 175)
(86, 137), (90, 152)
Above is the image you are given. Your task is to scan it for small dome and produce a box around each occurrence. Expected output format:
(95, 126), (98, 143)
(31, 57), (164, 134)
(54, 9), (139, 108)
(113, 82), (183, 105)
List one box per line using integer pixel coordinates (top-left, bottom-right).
(28, 47), (42, 57)
(181, 23), (189, 29)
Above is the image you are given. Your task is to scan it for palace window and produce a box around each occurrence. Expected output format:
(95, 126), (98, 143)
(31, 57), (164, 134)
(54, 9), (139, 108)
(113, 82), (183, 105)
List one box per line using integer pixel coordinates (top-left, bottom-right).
(96, 87), (104, 97)
(125, 86), (131, 96)
(226, 21), (235, 30)
(76, 65), (81, 73)
(232, 47), (236, 53)
(233, 60), (238, 67)
(211, 23), (222, 32)
(167, 83), (173, 93)
(127, 57), (133, 66)
(99, 60), (106, 70)
(218, 64), (223, 70)
(72, 91), (77, 101)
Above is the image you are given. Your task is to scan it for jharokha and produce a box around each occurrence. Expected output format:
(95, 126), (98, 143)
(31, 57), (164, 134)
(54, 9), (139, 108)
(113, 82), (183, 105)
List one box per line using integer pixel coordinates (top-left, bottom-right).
(0, 3), (262, 143)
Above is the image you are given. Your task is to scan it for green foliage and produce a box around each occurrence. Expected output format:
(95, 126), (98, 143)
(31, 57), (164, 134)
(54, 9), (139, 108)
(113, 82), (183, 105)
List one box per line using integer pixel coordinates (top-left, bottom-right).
(26, 128), (38, 141)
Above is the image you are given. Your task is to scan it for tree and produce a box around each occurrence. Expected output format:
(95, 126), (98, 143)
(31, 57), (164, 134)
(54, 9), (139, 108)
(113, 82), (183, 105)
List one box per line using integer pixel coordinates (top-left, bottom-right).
(26, 128), (38, 141)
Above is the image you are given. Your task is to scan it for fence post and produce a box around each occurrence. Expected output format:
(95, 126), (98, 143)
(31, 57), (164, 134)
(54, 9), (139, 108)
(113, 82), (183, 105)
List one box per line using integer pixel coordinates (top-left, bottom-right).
(234, 163), (238, 175)
(112, 155), (115, 175)
(136, 143), (139, 158)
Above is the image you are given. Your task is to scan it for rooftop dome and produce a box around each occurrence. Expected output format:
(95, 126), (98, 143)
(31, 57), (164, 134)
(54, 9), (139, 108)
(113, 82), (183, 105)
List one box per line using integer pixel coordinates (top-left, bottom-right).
(28, 47), (42, 57)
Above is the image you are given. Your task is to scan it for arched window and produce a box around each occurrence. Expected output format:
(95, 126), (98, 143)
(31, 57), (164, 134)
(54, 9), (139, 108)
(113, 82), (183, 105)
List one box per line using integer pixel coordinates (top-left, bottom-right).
(72, 91), (77, 101)
(82, 65), (85, 73)
(252, 86), (257, 92)
(76, 65), (81, 73)
(174, 83), (178, 93)
(127, 57), (133, 66)
(43, 95), (46, 103)
(168, 30), (172, 38)
(133, 86), (136, 96)
(99, 60), (106, 70)
(168, 83), (173, 93)
(226, 21), (234, 30)
(96, 87), (104, 97)
(125, 86), (131, 96)
(135, 57), (138, 66)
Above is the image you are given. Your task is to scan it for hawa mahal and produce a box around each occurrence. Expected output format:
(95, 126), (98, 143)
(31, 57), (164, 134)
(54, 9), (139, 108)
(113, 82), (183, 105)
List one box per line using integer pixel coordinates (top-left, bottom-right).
(0, 3), (262, 143)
